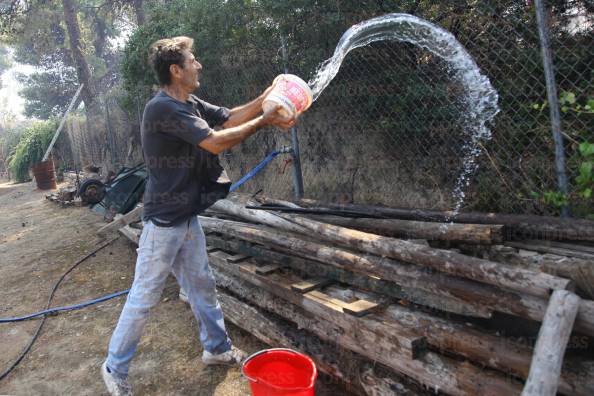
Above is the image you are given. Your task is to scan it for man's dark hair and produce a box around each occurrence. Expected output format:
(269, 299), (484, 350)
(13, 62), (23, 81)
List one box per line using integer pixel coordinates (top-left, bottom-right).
(148, 36), (194, 86)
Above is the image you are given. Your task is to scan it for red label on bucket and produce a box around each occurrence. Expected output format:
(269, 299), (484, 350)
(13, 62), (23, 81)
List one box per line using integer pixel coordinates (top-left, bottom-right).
(277, 80), (309, 114)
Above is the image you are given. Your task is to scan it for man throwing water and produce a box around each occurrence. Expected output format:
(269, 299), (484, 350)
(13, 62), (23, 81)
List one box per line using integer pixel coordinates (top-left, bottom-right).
(102, 36), (293, 396)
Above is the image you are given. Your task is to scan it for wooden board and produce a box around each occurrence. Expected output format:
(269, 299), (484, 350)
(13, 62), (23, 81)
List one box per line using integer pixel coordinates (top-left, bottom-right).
(225, 253), (251, 263)
(343, 299), (381, 317)
(119, 225), (141, 244)
(291, 279), (333, 293)
(98, 205), (143, 236)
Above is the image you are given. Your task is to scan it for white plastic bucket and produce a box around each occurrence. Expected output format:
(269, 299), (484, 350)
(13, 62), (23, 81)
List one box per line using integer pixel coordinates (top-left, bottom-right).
(262, 74), (313, 118)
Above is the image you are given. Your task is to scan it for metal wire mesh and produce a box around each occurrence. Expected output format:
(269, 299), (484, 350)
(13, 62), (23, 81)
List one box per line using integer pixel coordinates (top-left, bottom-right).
(57, 1), (593, 216)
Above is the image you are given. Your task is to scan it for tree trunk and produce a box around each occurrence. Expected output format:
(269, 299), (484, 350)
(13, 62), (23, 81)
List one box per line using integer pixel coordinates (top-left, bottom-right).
(93, 16), (107, 59)
(214, 265), (523, 396)
(132, 0), (146, 26)
(62, 0), (98, 115)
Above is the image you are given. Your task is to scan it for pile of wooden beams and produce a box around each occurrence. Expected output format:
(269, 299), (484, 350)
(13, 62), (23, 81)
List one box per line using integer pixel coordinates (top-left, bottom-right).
(108, 195), (594, 395)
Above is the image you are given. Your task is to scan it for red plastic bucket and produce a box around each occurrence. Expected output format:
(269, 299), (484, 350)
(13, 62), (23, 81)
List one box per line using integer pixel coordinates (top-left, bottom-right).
(242, 348), (317, 396)
(262, 74), (313, 119)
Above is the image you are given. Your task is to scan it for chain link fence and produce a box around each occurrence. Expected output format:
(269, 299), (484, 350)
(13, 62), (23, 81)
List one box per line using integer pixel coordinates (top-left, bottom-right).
(57, 1), (593, 217)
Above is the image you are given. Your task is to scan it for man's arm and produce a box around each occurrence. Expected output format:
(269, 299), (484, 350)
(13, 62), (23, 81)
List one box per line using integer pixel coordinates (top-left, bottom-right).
(199, 105), (294, 155)
(222, 85), (274, 128)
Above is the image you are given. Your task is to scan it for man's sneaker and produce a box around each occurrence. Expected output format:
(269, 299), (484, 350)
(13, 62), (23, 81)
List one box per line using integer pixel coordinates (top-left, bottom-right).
(101, 361), (132, 396)
(202, 346), (247, 366)
(179, 287), (189, 304)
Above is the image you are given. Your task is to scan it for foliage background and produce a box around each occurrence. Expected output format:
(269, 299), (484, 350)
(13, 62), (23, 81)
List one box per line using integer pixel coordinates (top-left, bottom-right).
(1, 0), (592, 216)
(7, 120), (57, 182)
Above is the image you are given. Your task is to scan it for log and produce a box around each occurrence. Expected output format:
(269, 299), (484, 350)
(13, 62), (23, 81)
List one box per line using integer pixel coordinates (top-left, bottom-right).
(213, 265), (523, 395)
(253, 196), (503, 244)
(576, 299), (594, 335)
(522, 290), (581, 396)
(505, 241), (594, 261)
(210, 246), (594, 396)
(200, 218), (594, 336)
(97, 205), (143, 236)
(199, 214), (570, 299)
(482, 245), (594, 299)
(277, 213), (572, 298)
(298, 198), (594, 242)
(537, 240), (594, 254)
(200, 217), (594, 336)
(211, 198), (307, 234)
(206, 234), (494, 318)
(381, 305), (594, 396)
(303, 214), (504, 244)
(209, 251), (426, 360)
(217, 290), (424, 396)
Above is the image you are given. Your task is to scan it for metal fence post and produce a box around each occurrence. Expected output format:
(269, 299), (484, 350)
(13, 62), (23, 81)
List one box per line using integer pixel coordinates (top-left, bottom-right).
(534, 0), (570, 217)
(104, 98), (116, 167)
(281, 34), (305, 200)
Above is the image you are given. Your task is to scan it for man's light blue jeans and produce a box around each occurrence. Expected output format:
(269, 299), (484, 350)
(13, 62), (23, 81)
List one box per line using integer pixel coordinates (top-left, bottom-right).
(106, 216), (231, 378)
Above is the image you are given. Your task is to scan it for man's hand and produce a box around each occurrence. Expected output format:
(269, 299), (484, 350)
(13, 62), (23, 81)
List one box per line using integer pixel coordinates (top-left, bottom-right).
(260, 83), (275, 99)
(262, 104), (296, 130)
(260, 74), (282, 99)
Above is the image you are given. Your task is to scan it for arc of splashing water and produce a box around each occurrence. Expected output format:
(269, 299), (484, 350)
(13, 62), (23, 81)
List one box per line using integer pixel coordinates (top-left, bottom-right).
(308, 13), (500, 215)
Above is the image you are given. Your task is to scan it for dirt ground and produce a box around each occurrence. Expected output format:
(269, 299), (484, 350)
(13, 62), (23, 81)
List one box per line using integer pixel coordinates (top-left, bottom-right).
(0, 180), (338, 395)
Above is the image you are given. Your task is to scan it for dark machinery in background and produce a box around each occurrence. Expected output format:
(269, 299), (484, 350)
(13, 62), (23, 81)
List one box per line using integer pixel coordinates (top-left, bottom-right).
(75, 163), (147, 216)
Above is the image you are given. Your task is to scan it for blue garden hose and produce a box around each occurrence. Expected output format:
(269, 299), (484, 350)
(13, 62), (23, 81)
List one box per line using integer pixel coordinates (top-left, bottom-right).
(230, 147), (292, 192)
(0, 290), (130, 323)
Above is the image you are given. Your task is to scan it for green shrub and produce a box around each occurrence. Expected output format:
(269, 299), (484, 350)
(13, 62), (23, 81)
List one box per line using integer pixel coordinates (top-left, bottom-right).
(7, 120), (57, 182)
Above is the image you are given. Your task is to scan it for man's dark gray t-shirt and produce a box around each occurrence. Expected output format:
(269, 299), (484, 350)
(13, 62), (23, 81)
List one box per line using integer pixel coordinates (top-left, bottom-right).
(141, 91), (231, 226)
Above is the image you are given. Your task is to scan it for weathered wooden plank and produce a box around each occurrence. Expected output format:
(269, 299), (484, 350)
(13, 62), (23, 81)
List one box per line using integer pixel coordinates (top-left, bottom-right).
(522, 240), (594, 254)
(342, 299), (380, 317)
(206, 245), (220, 253)
(118, 224), (141, 244)
(212, 236), (594, 396)
(203, 225), (594, 337)
(225, 253), (251, 263)
(98, 205), (143, 236)
(210, 198), (307, 233)
(291, 279), (333, 293)
(253, 196), (504, 244)
(381, 305), (594, 396)
(481, 244), (594, 299)
(522, 290), (581, 396)
(318, 215), (504, 244)
(254, 264), (282, 275)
